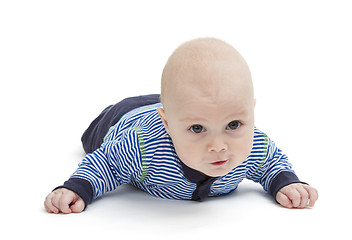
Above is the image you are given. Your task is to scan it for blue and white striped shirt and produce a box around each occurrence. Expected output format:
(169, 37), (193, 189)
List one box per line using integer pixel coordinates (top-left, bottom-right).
(66, 103), (301, 204)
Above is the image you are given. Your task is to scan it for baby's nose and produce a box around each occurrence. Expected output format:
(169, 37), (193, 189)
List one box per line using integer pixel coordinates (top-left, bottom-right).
(207, 136), (228, 152)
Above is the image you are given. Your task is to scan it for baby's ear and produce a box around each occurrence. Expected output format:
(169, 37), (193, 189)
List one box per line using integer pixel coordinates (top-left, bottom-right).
(157, 107), (169, 132)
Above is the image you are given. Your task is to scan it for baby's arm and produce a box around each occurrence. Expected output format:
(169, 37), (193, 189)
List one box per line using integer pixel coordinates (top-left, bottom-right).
(44, 188), (85, 214)
(276, 183), (318, 209)
(44, 128), (142, 214)
(247, 130), (319, 208)
(43, 145), (116, 214)
(44, 146), (116, 214)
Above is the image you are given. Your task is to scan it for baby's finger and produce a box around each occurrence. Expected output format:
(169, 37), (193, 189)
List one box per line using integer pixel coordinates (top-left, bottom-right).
(44, 193), (59, 214)
(303, 185), (319, 207)
(296, 186), (309, 209)
(276, 192), (293, 208)
(58, 193), (74, 214)
(70, 197), (85, 213)
(285, 188), (301, 208)
(51, 191), (63, 212)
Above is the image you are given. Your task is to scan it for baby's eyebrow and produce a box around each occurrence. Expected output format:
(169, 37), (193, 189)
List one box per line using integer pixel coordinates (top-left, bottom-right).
(225, 109), (248, 118)
(179, 111), (248, 123)
(179, 116), (207, 123)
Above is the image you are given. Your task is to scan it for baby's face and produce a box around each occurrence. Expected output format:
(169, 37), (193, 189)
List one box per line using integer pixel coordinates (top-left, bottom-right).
(158, 56), (255, 177)
(159, 94), (255, 177)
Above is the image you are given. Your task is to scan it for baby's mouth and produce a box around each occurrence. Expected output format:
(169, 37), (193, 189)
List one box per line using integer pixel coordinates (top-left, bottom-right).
(210, 160), (228, 166)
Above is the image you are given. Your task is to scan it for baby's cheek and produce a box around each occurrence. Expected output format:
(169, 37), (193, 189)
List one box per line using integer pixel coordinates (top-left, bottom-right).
(244, 131), (255, 156)
(233, 136), (253, 159)
(174, 142), (198, 164)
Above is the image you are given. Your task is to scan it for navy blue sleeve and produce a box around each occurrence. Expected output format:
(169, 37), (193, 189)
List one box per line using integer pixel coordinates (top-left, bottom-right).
(53, 178), (93, 209)
(269, 171), (307, 200)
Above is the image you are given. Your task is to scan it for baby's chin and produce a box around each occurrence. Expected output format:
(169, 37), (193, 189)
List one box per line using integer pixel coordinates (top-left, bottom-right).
(199, 166), (234, 178)
(201, 170), (231, 178)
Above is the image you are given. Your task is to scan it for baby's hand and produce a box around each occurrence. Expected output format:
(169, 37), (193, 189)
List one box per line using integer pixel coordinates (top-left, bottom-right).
(276, 183), (318, 209)
(44, 188), (85, 214)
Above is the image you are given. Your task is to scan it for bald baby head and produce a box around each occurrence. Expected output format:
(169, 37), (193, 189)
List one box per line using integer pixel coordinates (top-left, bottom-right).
(157, 38), (256, 177)
(160, 38), (253, 110)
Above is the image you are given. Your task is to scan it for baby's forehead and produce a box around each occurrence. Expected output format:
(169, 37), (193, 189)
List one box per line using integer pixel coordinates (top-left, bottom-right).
(172, 90), (252, 116)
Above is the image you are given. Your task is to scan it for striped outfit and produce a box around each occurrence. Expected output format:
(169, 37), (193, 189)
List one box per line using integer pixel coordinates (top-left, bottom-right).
(57, 96), (304, 207)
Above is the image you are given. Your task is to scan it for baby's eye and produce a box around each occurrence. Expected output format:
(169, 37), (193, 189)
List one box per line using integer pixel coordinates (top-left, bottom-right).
(189, 124), (205, 134)
(226, 121), (241, 130)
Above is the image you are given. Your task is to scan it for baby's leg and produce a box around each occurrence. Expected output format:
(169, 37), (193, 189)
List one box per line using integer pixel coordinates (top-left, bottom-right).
(81, 94), (160, 154)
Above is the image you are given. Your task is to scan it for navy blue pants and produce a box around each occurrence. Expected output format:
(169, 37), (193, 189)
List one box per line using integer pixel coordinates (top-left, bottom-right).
(81, 94), (160, 154)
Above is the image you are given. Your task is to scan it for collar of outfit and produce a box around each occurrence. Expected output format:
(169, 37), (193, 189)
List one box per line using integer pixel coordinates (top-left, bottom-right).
(180, 161), (217, 201)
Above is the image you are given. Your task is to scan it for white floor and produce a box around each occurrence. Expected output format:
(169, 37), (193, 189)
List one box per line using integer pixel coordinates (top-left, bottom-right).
(1, 1), (351, 239)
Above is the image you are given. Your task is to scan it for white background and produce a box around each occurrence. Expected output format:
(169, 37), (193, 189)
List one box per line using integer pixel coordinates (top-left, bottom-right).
(1, 0), (351, 239)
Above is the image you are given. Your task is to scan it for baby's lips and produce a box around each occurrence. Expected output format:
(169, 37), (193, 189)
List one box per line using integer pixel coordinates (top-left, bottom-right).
(210, 160), (228, 166)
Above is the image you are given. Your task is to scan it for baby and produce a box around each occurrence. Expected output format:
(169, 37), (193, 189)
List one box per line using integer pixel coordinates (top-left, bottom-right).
(44, 38), (318, 214)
